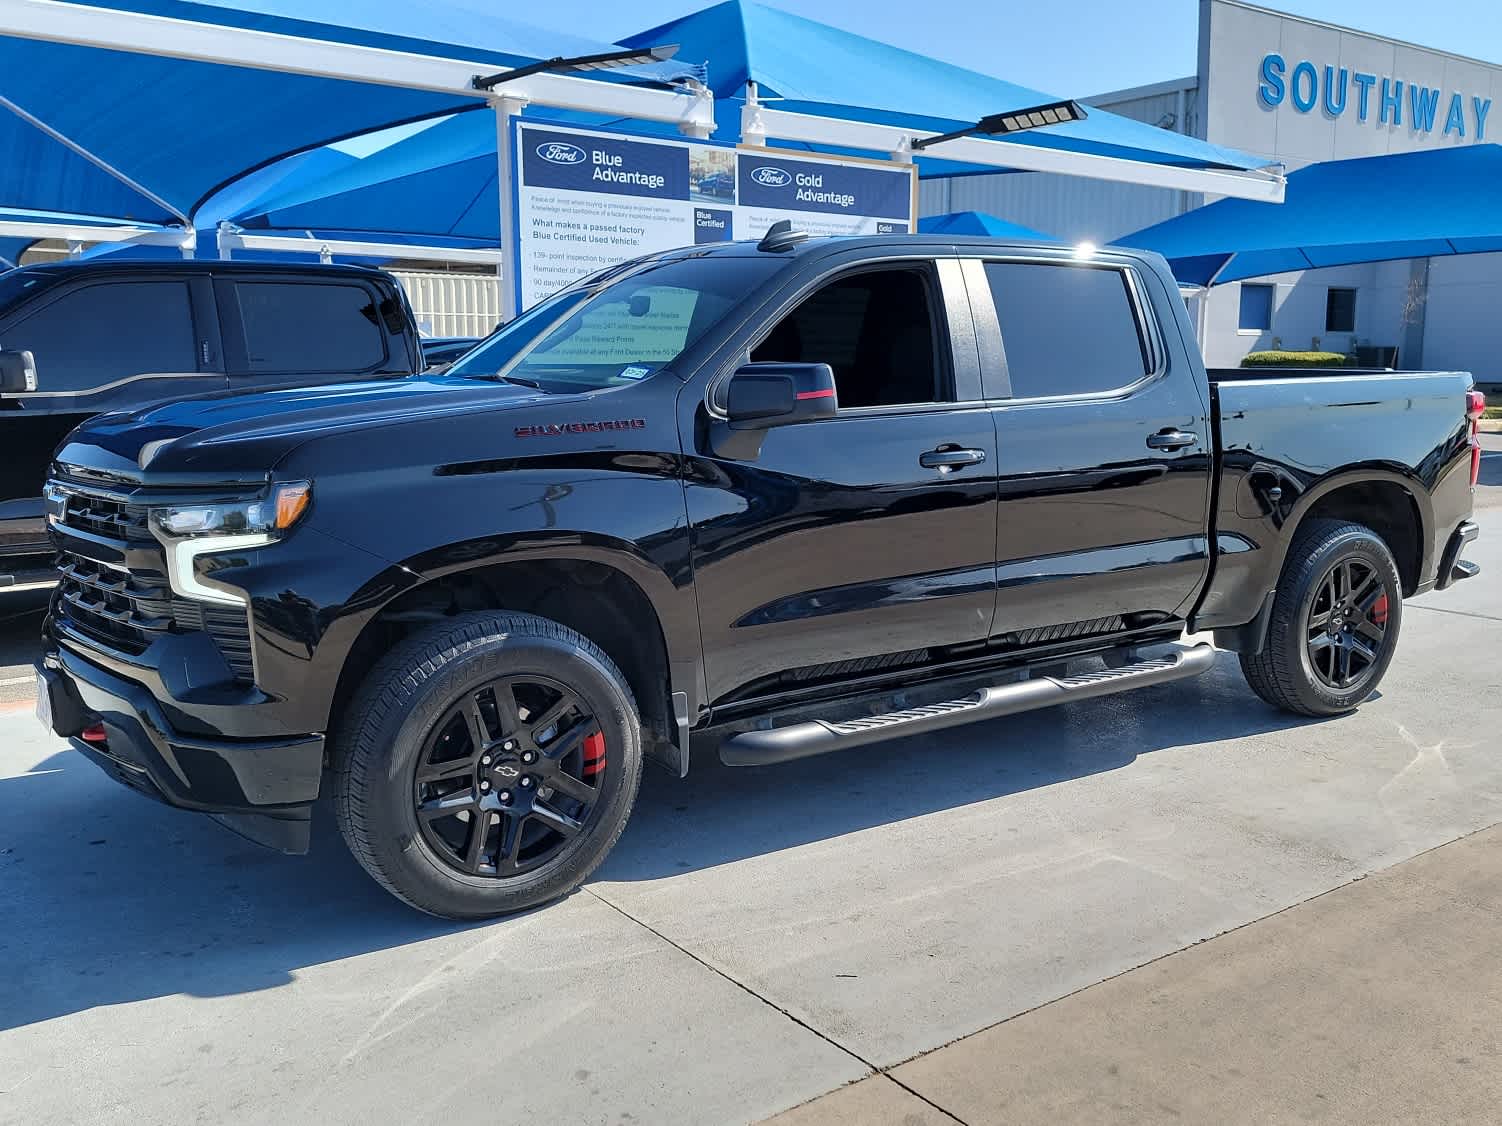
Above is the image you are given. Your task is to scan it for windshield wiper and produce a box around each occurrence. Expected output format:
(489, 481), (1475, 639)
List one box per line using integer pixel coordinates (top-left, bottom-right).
(464, 373), (544, 389)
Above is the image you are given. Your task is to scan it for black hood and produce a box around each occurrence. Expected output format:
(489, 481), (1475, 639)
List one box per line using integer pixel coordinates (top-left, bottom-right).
(53, 375), (555, 486)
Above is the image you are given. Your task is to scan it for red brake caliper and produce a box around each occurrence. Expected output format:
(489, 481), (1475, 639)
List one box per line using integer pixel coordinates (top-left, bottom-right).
(1371, 592), (1390, 627)
(582, 731), (606, 779)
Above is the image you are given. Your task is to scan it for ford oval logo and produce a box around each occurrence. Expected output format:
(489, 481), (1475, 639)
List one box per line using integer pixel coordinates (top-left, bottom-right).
(750, 166), (791, 187)
(537, 142), (587, 165)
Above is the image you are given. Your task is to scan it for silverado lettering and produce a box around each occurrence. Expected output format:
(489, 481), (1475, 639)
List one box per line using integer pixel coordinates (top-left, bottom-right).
(514, 418), (647, 437)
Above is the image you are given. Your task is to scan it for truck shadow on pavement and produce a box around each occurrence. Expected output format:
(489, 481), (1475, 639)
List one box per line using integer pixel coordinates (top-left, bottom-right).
(1478, 453), (1502, 489)
(0, 651), (1326, 1031)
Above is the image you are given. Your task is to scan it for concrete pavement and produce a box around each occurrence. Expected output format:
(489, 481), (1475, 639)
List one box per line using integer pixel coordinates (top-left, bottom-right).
(1, 521), (1498, 1125)
(774, 824), (1502, 1125)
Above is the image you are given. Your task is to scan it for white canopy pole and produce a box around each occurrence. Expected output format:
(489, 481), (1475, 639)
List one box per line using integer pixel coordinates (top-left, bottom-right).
(0, 218), (193, 246)
(492, 94), (526, 321)
(215, 225), (506, 267)
(745, 105), (1286, 204)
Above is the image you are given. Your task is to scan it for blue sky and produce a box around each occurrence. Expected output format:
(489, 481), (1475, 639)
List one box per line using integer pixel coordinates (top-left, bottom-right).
(538, 0), (1500, 98)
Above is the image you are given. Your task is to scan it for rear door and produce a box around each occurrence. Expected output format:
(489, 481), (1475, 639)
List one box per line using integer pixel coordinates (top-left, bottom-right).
(215, 274), (400, 386)
(966, 252), (1213, 636)
(683, 254), (1000, 706)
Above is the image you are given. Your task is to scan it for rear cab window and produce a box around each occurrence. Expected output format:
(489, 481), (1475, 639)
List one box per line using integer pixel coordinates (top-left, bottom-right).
(980, 260), (1154, 400)
(228, 280), (389, 375)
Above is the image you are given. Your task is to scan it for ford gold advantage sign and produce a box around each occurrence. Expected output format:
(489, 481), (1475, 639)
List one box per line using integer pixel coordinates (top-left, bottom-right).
(514, 121), (915, 308)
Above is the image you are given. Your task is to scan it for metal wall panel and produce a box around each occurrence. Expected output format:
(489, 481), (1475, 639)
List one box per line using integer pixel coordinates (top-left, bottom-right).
(392, 269), (502, 339)
(917, 79), (1198, 244)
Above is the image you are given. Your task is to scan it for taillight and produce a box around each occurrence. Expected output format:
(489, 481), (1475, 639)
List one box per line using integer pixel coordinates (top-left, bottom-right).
(1467, 390), (1486, 487)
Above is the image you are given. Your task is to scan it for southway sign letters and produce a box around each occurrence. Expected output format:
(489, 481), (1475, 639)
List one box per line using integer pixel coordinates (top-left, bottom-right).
(1257, 53), (1492, 140)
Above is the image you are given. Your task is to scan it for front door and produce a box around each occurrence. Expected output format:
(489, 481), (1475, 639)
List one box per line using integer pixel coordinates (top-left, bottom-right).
(682, 258), (999, 707)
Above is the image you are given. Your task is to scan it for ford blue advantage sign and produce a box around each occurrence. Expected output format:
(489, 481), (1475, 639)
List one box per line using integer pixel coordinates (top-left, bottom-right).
(514, 121), (915, 309)
(737, 154), (911, 220)
(521, 128), (689, 200)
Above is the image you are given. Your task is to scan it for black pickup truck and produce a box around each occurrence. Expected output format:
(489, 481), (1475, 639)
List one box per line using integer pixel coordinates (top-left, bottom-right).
(35, 229), (1484, 919)
(0, 260), (419, 587)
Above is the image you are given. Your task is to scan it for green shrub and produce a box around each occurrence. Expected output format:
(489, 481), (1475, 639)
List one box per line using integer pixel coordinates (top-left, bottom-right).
(1240, 350), (1349, 368)
(1484, 406), (1501, 420)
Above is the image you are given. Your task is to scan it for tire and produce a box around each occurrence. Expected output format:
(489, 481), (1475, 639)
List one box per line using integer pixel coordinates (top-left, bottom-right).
(1239, 519), (1404, 717)
(332, 611), (643, 919)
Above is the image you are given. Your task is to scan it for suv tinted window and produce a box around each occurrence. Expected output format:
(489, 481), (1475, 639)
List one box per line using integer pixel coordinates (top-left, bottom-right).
(751, 268), (945, 408)
(984, 262), (1150, 399)
(233, 281), (386, 374)
(1, 280), (195, 393)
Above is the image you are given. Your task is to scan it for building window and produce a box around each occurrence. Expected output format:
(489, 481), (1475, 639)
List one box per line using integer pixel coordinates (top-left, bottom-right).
(1326, 287), (1357, 333)
(1238, 283), (1274, 332)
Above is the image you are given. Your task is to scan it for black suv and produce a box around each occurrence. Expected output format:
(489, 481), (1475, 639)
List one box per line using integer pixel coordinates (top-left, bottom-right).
(0, 260), (419, 585)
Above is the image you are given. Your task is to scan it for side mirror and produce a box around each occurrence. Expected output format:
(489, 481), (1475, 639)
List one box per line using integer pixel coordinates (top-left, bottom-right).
(725, 362), (837, 430)
(0, 349), (36, 394)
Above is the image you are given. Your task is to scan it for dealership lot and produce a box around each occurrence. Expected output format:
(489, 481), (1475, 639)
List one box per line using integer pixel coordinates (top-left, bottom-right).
(1, 477), (1498, 1125)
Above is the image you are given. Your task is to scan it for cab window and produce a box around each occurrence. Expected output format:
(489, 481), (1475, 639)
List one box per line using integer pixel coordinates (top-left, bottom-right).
(750, 267), (947, 409)
(983, 261), (1151, 399)
(1, 280), (196, 393)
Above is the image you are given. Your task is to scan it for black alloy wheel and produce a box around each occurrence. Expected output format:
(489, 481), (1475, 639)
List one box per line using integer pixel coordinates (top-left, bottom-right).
(1239, 518), (1404, 717)
(333, 611), (643, 919)
(1304, 557), (1391, 691)
(414, 675), (607, 878)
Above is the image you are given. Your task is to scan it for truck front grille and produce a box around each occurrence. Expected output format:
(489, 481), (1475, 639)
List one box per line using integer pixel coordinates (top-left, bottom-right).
(55, 550), (255, 683)
(61, 493), (152, 544)
(56, 553), (172, 655)
(49, 478), (257, 686)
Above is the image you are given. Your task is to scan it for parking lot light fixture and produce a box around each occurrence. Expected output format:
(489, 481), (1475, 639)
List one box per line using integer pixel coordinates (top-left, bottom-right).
(473, 45), (680, 91)
(911, 99), (1088, 151)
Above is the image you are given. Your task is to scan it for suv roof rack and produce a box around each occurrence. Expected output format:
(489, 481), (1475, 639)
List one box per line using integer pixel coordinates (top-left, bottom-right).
(757, 219), (811, 252)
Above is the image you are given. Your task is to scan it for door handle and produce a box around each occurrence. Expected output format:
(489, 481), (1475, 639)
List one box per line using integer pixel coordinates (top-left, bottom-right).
(920, 447), (987, 470)
(1146, 429), (1199, 451)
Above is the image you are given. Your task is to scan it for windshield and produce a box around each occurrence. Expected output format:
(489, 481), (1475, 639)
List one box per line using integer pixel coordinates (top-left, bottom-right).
(445, 255), (780, 393)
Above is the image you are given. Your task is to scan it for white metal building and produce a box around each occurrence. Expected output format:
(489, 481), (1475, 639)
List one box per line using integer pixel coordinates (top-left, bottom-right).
(921, 0), (1502, 384)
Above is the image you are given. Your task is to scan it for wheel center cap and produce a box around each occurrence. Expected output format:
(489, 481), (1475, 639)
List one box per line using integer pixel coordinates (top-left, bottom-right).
(492, 759), (521, 780)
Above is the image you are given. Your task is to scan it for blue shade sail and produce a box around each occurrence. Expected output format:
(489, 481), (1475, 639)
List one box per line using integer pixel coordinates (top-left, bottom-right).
(0, 0), (702, 224)
(1122, 145), (1502, 286)
(917, 211), (1051, 239)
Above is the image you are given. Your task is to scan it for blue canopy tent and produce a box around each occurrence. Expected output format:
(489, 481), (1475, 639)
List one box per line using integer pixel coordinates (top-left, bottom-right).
(217, 0), (1276, 256)
(229, 112), (503, 245)
(1122, 145), (1502, 286)
(621, 0), (1268, 180)
(918, 211), (1051, 239)
(0, 0), (709, 242)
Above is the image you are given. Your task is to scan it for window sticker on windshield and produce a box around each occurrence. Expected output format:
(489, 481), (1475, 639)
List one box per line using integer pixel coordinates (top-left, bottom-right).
(619, 366), (651, 380)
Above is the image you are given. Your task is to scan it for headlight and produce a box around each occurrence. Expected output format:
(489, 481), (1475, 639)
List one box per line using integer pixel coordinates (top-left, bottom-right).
(150, 481), (311, 605)
(151, 481), (312, 539)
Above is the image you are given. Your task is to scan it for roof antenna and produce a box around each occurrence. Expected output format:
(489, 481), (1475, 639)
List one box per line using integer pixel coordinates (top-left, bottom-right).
(757, 219), (810, 252)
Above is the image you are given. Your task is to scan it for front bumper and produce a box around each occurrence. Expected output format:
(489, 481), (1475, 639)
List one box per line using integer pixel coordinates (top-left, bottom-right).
(39, 645), (324, 853)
